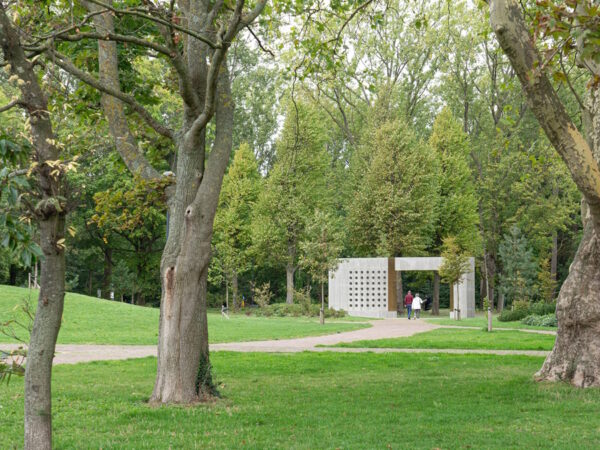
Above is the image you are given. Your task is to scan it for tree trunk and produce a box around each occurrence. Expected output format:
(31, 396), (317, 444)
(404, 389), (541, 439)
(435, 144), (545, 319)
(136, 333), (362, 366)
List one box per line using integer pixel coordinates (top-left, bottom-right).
(320, 282), (325, 325)
(102, 247), (112, 300)
(286, 262), (295, 304)
(489, 0), (600, 386)
(0, 9), (68, 449)
(151, 65), (234, 404)
(449, 285), (454, 312)
(232, 270), (239, 310)
(432, 271), (440, 315)
(498, 292), (505, 313)
(535, 222), (600, 386)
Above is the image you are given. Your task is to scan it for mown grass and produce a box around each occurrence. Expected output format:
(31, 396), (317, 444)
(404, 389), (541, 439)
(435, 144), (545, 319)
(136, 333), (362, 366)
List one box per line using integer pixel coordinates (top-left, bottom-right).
(2, 352), (599, 449)
(425, 314), (557, 331)
(329, 328), (556, 351)
(0, 285), (369, 345)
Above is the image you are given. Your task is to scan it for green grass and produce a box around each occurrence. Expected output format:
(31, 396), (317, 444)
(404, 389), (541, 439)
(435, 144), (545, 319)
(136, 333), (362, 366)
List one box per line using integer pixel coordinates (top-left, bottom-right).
(2, 353), (600, 449)
(425, 314), (557, 331)
(0, 285), (369, 345)
(329, 328), (556, 351)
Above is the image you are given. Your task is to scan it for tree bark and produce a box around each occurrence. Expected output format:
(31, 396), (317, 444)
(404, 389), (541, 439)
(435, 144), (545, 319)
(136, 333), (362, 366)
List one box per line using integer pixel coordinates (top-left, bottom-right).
(0, 8), (67, 449)
(489, 0), (600, 386)
(232, 270), (239, 310)
(498, 292), (505, 313)
(551, 231), (558, 283)
(286, 262), (296, 304)
(432, 271), (440, 315)
(396, 271), (403, 314)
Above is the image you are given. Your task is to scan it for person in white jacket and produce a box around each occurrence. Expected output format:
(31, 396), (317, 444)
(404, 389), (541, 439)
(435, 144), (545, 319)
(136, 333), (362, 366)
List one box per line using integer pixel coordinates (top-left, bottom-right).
(412, 293), (423, 319)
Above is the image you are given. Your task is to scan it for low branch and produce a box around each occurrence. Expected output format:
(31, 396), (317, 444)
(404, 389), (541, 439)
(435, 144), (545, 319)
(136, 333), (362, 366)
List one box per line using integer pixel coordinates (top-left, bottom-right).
(0, 98), (24, 113)
(247, 26), (274, 57)
(49, 50), (174, 140)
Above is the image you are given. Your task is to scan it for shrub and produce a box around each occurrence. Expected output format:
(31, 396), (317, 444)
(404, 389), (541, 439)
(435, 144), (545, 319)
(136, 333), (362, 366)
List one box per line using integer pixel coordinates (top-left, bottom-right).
(529, 302), (556, 316)
(253, 282), (273, 309)
(521, 313), (557, 327)
(512, 300), (530, 313)
(248, 302), (346, 318)
(498, 308), (528, 322)
(293, 288), (313, 315)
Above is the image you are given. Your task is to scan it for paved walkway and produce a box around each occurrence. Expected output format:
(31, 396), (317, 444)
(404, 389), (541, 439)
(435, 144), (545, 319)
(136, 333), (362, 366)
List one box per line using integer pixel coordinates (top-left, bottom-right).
(0, 318), (551, 365)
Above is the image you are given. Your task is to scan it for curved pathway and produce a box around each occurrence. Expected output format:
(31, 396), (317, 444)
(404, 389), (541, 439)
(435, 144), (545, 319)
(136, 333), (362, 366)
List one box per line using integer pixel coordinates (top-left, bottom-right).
(1, 318), (551, 365)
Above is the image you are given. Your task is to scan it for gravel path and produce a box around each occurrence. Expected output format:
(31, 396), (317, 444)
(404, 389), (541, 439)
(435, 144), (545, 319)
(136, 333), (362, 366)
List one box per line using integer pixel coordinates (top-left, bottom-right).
(0, 318), (551, 365)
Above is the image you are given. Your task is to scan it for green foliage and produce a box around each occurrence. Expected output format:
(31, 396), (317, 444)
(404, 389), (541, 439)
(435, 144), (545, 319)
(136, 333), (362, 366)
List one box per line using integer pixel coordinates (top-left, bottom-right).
(252, 101), (332, 284)
(213, 143), (261, 292)
(349, 117), (440, 256)
(537, 257), (558, 303)
(498, 226), (538, 305)
(429, 108), (480, 253)
(253, 302), (347, 318)
(439, 236), (471, 286)
(252, 282), (273, 309)
(498, 308), (529, 322)
(521, 314), (558, 328)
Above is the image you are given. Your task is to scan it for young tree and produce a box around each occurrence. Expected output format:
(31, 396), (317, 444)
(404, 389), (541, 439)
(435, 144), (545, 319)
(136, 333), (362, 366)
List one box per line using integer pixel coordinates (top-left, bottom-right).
(439, 236), (471, 321)
(429, 108), (479, 314)
(252, 102), (331, 304)
(299, 210), (344, 324)
(497, 226), (537, 309)
(213, 143), (261, 309)
(488, 0), (600, 386)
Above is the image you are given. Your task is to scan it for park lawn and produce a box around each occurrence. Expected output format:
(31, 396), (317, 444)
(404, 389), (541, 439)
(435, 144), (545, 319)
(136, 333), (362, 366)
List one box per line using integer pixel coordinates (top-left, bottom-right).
(425, 314), (557, 331)
(329, 328), (556, 351)
(2, 352), (600, 449)
(0, 285), (369, 345)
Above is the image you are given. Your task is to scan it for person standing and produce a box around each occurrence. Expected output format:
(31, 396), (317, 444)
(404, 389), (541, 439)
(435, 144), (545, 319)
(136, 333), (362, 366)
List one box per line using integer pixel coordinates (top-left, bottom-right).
(412, 293), (423, 319)
(404, 290), (414, 320)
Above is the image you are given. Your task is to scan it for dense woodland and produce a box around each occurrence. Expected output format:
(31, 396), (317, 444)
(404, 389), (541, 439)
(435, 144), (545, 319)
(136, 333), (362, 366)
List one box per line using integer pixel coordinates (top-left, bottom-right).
(1, 1), (581, 312)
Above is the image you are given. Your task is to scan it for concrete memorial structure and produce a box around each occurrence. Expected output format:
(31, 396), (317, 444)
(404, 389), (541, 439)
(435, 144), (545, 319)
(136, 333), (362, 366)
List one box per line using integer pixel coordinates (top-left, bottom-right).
(328, 257), (475, 319)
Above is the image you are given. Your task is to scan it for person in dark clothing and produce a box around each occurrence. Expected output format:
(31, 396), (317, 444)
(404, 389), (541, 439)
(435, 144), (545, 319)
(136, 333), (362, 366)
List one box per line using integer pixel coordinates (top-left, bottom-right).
(404, 290), (414, 320)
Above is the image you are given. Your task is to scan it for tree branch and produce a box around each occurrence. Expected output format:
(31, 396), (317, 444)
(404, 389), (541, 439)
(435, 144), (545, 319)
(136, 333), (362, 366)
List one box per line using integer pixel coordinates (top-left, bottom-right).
(48, 49), (174, 140)
(0, 98), (24, 113)
(55, 31), (174, 57)
(84, 0), (220, 49)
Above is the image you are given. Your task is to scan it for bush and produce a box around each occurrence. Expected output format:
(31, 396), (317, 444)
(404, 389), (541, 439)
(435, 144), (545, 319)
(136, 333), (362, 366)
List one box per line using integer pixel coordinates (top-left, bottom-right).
(252, 302), (346, 318)
(498, 308), (528, 322)
(253, 282), (273, 309)
(521, 313), (557, 327)
(498, 301), (557, 322)
(529, 302), (556, 316)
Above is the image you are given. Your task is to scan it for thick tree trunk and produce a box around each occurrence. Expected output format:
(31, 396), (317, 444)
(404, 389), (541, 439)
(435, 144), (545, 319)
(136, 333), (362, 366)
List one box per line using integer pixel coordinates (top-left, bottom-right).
(396, 271), (403, 314)
(151, 65), (233, 404)
(432, 271), (440, 315)
(489, 0), (600, 386)
(535, 222), (600, 386)
(498, 292), (505, 313)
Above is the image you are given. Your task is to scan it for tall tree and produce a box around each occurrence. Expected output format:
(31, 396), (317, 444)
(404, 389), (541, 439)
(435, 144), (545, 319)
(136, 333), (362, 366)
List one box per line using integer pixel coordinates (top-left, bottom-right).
(33, 0), (268, 403)
(429, 108), (480, 314)
(213, 143), (261, 308)
(252, 101), (331, 304)
(488, 0), (600, 386)
(0, 6), (70, 448)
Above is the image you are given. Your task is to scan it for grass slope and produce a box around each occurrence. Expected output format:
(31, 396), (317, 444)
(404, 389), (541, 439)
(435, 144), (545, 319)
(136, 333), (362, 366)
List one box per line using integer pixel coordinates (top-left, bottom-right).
(330, 328), (556, 351)
(0, 285), (368, 345)
(2, 353), (599, 449)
